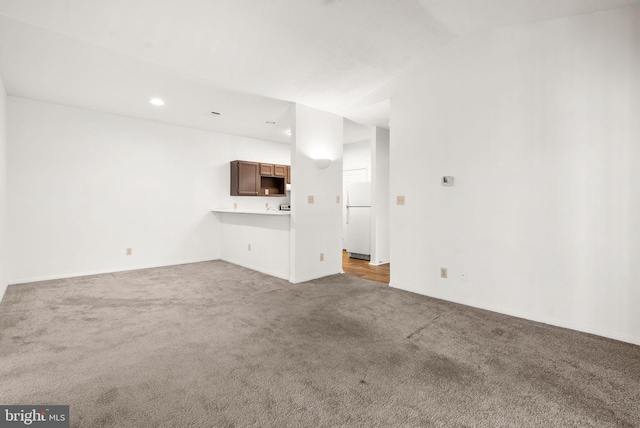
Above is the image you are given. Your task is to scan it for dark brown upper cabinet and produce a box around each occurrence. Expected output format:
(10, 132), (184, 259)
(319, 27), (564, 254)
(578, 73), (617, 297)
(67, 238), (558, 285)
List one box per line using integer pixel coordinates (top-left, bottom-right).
(259, 176), (285, 196)
(231, 160), (290, 196)
(259, 163), (275, 176)
(230, 161), (259, 196)
(273, 164), (287, 178)
(260, 163), (287, 178)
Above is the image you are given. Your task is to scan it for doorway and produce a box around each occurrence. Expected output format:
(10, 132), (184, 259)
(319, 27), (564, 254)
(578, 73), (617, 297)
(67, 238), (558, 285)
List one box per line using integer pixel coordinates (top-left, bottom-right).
(342, 168), (368, 250)
(342, 250), (390, 283)
(342, 120), (391, 284)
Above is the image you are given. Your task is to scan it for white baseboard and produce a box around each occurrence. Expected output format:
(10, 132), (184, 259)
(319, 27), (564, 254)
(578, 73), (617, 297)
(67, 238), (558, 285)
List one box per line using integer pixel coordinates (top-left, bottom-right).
(0, 283), (7, 304)
(289, 271), (342, 284)
(390, 282), (640, 347)
(8, 257), (220, 285)
(220, 258), (289, 281)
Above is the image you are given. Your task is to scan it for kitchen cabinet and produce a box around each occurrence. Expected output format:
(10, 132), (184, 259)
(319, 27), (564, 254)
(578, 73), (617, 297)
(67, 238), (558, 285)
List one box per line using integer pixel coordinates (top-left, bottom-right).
(273, 164), (287, 178)
(259, 163), (287, 178)
(231, 160), (290, 196)
(260, 163), (274, 176)
(259, 176), (285, 196)
(230, 161), (259, 196)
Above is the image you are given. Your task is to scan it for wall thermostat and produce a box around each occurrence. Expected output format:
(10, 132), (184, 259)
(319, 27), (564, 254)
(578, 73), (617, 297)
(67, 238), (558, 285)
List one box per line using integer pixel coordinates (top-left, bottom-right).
(441, 176), (454, 186)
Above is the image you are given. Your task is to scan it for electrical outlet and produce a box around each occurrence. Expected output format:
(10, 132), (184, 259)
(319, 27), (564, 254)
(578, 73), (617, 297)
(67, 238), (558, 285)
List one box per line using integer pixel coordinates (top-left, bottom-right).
(336, 195), (340, 203)
(265, 203), (269, 208)
(126, 248), (132, 256)
(320, 253), (324, 261)
(397, 195), (405, 205)
(441, 176), (454, 186)
(248, 244), (251, 251)
(233, 203), (238, 209)
(440, 267), (447, 279)
(308, 195), (315, 204)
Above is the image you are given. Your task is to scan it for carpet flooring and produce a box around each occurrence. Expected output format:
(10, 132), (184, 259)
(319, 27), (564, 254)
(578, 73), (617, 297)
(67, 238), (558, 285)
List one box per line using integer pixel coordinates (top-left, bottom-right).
(0, 261), (638, 427)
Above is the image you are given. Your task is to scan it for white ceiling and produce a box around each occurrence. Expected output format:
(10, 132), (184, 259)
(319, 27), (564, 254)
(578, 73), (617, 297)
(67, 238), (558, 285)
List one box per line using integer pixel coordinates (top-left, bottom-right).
(1, 0), (638, 143)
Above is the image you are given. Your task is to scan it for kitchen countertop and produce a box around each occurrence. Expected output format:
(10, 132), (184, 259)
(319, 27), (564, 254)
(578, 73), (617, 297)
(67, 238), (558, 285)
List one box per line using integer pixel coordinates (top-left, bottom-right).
(212, 209), (291, 216)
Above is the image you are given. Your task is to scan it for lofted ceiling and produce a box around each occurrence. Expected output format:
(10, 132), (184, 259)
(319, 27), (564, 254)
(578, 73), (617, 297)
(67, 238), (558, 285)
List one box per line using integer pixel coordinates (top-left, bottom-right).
(1, 0), (638, 143)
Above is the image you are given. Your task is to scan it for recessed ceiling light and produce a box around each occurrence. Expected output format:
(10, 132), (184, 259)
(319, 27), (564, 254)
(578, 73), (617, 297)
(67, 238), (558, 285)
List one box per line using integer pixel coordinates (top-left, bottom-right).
(266, 121), (276, 125)
(150, 98), (164, 106)
(285, 129), (292, 136)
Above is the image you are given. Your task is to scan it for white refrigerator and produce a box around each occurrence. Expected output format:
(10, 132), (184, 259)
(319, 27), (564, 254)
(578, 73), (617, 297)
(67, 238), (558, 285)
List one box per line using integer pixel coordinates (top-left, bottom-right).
(345, 181), (371, 260)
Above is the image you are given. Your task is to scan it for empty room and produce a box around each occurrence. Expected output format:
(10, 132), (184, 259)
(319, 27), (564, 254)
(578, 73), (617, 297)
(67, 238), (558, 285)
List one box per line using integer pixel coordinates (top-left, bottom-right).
(0, 1), (639, 427)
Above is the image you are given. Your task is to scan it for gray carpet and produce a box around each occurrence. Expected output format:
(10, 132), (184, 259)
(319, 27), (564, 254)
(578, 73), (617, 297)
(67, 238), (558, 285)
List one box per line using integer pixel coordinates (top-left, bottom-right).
(0, 261), (638, 427)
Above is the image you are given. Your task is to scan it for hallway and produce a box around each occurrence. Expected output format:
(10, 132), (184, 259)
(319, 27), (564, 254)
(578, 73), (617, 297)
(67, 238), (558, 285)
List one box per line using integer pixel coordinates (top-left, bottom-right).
(342, 250), (390, 284)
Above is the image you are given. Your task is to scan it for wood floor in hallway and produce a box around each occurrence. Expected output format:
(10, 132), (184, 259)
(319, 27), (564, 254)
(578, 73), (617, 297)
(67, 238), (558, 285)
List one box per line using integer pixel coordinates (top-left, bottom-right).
(342, 250), (390, 284)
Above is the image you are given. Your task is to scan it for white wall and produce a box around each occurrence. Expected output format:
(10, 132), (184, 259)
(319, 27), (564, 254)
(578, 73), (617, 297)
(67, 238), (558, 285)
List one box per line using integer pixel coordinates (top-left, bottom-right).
(8, 97), (290, 283)
(290, 104), (343, 283)
(391, 6), (640, 345)
(371, 127), (390, 266)
(0, 75), (7, 301)
(219, 214), (290, 280)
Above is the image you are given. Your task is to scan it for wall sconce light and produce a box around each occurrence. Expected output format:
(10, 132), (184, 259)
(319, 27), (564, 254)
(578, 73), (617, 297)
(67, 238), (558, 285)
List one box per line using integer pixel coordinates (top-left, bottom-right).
(314, 158), (331, 170)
